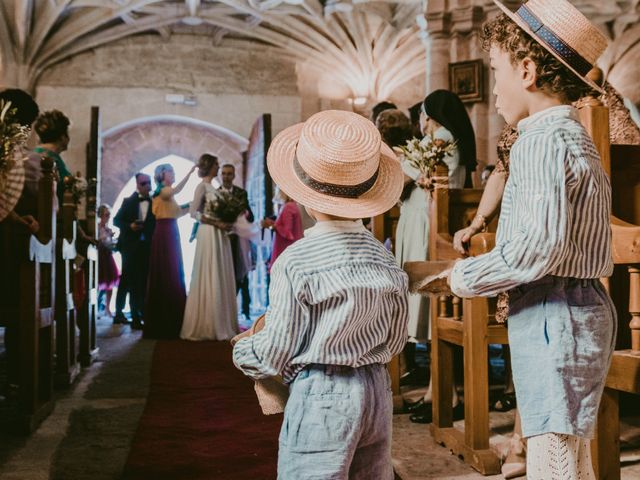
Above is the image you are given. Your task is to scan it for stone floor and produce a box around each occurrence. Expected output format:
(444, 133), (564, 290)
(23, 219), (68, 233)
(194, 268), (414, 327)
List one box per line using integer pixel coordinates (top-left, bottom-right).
(1, 318), (640, 479)
(392, 406), (640, 480)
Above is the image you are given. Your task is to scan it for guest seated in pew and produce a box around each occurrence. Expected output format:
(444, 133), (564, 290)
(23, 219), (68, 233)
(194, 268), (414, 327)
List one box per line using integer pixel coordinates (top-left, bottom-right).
(445, 3), (616, 477)
(31, 110), (73, 206)
(0, 89), (40, 397)
(233, 110), (408, 479)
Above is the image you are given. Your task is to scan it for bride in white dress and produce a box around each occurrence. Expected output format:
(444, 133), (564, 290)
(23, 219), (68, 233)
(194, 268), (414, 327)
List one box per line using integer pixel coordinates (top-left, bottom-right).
(181, 154), (238, 341)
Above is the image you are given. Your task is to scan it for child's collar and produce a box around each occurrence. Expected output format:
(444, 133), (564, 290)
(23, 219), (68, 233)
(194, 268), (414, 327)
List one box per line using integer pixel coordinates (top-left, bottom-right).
(517, 105), (577, 134)
(304, 219), (366, 238)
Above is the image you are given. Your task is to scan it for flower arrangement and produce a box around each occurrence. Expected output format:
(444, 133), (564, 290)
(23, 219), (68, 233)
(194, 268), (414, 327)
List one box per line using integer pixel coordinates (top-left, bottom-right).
(64, 173), (89, 204)
(393, 133), (457, 191)
(204, 189), (247, 224)
(0, 100), (30, 179)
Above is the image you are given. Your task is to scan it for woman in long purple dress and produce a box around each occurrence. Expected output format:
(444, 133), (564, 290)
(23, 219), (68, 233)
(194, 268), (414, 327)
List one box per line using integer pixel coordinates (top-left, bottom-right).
(143, 164), (195, 339)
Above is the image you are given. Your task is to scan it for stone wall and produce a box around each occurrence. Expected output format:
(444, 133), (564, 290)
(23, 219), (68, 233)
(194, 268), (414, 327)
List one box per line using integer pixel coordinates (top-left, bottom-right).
(101, 116), (248, 205)
(34, 34), (302, 189)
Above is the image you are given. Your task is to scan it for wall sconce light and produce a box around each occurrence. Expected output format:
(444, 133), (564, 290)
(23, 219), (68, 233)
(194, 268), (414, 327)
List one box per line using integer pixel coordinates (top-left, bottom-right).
(352, 96), (367, 106)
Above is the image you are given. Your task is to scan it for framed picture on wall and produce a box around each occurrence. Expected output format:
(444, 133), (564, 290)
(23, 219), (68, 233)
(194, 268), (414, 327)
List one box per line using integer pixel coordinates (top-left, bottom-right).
(448, 59), (484, 103)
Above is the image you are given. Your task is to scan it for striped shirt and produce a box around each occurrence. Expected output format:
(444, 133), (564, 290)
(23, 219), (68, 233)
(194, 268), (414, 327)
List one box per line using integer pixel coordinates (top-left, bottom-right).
(233, 220), (409, 384)
(451, 105), (613, 298)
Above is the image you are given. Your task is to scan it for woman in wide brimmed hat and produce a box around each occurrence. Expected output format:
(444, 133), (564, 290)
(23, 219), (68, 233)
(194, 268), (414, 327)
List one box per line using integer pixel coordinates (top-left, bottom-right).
(233, 110), (408, 479)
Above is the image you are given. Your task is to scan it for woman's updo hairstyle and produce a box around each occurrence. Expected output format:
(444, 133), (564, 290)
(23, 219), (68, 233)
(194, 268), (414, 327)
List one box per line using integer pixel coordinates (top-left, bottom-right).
(197, 153), (218, 178)
(153, 163), (174, 196)
(34, 110), (70, 144)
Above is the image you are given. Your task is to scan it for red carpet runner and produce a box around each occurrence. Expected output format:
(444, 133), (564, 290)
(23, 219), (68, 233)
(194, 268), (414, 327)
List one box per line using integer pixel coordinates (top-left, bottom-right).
(122, 340), (282, 479)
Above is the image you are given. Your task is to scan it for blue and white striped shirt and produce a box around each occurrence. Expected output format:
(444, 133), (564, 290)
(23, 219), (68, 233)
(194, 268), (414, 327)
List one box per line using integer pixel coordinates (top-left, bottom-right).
(451, 105), (613, 298)
(233, 220), (409, 384)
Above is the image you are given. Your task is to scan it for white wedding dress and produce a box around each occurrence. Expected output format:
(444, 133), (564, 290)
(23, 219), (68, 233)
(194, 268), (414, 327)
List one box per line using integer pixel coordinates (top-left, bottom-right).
(181, 182), (238, 341)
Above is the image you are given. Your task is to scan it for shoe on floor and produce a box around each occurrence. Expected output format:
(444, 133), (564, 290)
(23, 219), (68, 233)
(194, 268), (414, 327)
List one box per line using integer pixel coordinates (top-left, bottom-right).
(113, 314), (129, 325)
(409, 403), (464, 424)
(403, 398), (426, 414)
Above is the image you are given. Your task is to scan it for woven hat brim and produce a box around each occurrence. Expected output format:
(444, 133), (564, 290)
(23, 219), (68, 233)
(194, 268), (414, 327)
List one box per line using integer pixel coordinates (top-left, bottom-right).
(0, 162), (25, 222)
(267, 123), (404, 219)
(493, 0), (604, 94)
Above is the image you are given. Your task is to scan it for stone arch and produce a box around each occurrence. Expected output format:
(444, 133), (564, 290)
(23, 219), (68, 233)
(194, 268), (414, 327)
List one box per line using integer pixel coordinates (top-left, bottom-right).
(101, 115), (249, 204)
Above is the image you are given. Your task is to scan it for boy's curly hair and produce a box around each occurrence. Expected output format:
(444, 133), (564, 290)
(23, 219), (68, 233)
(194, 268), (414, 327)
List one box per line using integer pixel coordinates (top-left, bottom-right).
(482, 14), (593, 102)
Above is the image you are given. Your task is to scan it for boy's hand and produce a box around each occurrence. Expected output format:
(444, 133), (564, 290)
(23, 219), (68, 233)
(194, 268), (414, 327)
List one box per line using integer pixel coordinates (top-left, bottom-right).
(231, 314), (266, 346)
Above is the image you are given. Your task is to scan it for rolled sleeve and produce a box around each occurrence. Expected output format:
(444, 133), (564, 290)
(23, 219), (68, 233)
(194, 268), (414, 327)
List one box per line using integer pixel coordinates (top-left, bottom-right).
(232, 259), (306, 380)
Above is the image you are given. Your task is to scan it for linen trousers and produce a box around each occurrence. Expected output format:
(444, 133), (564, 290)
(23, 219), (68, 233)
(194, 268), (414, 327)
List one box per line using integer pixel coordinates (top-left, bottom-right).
(278, 363), (393, 480)
(507, 276), (616, 439)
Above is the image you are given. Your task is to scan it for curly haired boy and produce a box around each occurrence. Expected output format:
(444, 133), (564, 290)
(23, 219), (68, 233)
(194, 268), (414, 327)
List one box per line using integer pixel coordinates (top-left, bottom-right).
(448, 1), (615, 478)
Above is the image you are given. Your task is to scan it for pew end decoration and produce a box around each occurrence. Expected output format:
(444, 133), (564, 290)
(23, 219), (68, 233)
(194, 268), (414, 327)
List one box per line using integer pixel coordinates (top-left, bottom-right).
(231, 315), (289, 415)
(63, 172), (89, 205)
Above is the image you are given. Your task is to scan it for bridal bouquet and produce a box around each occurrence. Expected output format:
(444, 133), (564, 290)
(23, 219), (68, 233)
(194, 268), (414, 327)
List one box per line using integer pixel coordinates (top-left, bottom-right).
(204, 189), (247, 224)
(393, 133), (456, 190)
(0, 100), (30, 180)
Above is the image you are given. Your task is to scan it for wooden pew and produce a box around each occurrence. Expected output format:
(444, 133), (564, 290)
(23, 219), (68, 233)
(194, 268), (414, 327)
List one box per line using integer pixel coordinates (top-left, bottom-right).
(578, 96), (640, 480)
(54, 187), (80, 387)
(78, 106), (101, 367)
(404, 165), (504, 475)
(76, 178), (99, 366)
(0, 156), (57, 433)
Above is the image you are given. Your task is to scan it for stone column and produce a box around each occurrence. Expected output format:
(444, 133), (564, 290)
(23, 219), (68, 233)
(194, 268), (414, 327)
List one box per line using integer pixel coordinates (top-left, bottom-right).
(420, 1), (507, 177)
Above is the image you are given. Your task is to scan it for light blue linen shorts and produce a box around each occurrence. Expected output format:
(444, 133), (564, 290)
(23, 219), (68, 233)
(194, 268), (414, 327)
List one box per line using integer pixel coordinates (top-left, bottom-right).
(507, 276), (616, 439)
(278, 363), (394, 480)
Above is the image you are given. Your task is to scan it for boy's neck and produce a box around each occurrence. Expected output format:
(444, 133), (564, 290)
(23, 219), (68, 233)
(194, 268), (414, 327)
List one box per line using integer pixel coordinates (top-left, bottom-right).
(525, 93), (567, 119)
(306, 207), (354, 223)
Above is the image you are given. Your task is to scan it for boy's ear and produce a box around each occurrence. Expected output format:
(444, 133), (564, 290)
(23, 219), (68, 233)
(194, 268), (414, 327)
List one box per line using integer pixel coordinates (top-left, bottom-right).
(520, 56), (538, 91)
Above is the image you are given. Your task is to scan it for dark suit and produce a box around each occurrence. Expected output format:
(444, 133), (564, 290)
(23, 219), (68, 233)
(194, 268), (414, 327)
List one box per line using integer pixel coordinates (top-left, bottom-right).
(220, 185), (254, 317)
(114, 192), (156, 322)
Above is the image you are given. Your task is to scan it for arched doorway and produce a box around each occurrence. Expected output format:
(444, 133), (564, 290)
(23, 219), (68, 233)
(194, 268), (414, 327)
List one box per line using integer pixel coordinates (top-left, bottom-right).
(101, 115), (248, 205)
(101, 116), (248, 316)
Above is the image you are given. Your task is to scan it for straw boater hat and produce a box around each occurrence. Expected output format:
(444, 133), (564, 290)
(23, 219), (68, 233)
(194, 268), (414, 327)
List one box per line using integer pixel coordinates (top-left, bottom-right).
(0, 158), (25, 222)
(494, 0), (608, 92)
(267, 110), (403, 218)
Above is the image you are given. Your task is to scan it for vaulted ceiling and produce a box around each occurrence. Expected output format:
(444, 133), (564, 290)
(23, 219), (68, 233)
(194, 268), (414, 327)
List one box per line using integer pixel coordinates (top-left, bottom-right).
(0, 0), (425, 100)
(0, 1), (638, 97)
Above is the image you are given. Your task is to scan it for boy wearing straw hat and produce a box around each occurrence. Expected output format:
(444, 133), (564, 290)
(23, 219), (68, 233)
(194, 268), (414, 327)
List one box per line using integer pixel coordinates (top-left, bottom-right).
(447, 0), (615, 477)
(233, 109), (409, 479)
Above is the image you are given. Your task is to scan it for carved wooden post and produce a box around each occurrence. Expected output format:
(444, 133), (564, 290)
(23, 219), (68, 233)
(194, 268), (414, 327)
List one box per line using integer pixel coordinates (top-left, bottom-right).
(629, 266), (640, 352)
(54, 185), (80, 386)
(577, 68), (611, 177)
(452, 295), (461, 320)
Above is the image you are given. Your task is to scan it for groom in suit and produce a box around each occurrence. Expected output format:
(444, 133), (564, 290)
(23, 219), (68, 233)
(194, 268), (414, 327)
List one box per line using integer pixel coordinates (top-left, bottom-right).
(219, 164), (254, 320)
(113, 173), (156, 329)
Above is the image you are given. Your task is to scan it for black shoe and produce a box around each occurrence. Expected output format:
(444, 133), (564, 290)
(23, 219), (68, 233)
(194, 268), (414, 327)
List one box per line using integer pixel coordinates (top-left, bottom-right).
(399, 367), (428, 387)
(409, 403), (464, 424)
(113, 314), (128, 325)
(131, 318), (143, 330)
(403, 398), (427, 413)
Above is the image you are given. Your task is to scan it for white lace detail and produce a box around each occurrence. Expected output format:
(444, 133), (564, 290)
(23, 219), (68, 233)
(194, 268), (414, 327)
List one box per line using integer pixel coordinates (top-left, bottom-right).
(527, 433), (595, 480)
